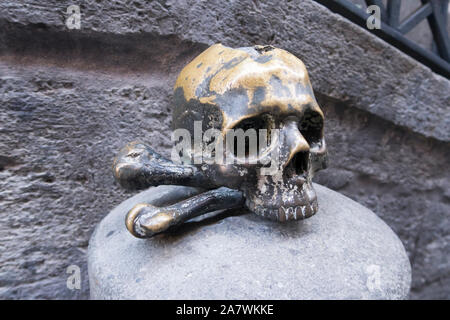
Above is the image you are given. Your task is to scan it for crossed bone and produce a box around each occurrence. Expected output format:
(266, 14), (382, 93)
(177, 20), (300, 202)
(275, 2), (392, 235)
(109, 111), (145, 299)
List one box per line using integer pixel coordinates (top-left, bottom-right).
(113, 141), (245, 238)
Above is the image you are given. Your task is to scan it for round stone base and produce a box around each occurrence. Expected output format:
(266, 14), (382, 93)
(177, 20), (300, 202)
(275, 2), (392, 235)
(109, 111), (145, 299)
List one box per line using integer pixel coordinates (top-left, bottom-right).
(88, 184), (411, 299)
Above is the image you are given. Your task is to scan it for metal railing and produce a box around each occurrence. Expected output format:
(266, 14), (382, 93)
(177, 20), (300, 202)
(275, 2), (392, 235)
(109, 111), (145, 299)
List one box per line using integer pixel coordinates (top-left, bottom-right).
(314, 0), (450, 78)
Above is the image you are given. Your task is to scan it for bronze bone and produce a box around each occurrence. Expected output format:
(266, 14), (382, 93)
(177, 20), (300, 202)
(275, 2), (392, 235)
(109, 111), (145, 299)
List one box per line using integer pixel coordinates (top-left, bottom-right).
(113, 141), (245, 238)
(112, 43), (327, 238)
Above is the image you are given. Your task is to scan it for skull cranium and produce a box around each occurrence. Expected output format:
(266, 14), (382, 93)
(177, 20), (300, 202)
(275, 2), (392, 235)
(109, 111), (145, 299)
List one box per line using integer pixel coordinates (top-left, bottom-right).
(172, 44), (327, 221)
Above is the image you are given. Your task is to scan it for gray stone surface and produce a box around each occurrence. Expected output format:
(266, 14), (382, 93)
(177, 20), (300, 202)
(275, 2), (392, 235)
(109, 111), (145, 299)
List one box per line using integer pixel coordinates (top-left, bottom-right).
(1, 0), (449, 141)
(88, 184), (411, 300)
(0, 0), (448, 299)
(313, 94), (450, 300)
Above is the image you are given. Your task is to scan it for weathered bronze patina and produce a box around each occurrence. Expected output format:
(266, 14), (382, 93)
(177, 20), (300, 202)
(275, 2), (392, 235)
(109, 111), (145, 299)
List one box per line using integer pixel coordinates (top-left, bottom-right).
(113, 44), (327, 238)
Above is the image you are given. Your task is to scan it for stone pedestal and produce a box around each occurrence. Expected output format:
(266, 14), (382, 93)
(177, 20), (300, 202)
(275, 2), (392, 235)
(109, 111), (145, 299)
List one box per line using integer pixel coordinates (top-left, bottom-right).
(88, 184), (411, 299)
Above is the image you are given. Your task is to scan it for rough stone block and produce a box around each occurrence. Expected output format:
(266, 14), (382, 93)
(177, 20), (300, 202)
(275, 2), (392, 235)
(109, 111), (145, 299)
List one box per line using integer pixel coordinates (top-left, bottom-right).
(89, 184), (411, 299)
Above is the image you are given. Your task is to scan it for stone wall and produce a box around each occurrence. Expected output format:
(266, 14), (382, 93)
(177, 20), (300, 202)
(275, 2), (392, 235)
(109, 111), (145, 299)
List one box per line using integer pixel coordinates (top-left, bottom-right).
(0, 0), (448, 299)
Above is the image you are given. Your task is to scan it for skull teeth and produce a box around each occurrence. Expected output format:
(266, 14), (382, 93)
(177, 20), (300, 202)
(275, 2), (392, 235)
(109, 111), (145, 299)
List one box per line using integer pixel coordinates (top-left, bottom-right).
(243, 179), (319, 222)
(246, 201), (318, 222)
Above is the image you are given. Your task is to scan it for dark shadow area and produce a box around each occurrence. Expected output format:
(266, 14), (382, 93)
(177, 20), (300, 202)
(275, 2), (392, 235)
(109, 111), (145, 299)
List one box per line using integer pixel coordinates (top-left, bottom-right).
(156, 207), (250, 240)
(0, 19), (208, 75)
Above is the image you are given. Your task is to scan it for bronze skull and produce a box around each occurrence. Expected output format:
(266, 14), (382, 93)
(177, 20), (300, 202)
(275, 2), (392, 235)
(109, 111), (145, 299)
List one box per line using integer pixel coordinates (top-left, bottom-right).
(172, 44), (327, 221)
(113, 44), (327, 237)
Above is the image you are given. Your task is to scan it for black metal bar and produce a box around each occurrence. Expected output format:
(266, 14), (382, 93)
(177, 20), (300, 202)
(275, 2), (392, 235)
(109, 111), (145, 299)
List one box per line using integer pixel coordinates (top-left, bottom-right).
(397, 3), (433, 34)
(425, 0), (450, 61)
(313, 0), (450, 78)
(387, 0), (401, 28)
(433, 0), (449, 54)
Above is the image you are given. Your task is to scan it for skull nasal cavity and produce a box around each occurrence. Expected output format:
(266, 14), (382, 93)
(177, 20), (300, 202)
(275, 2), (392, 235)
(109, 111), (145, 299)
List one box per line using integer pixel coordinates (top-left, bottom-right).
(285, 151), (309, 177)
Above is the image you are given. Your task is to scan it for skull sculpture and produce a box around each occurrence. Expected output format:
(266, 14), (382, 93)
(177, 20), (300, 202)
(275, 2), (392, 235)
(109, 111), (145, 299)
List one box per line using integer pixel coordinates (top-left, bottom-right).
(113, 44), (327, 238)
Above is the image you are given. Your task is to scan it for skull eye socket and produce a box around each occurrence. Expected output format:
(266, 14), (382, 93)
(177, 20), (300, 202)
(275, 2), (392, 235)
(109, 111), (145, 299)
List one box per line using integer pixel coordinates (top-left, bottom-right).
(298, 110), (323, 146)
(229, 114), (275, 160)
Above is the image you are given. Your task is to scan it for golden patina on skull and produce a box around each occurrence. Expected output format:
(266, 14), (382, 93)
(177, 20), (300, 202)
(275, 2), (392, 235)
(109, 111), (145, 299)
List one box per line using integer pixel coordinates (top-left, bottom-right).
(172, 44), (327, 221)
